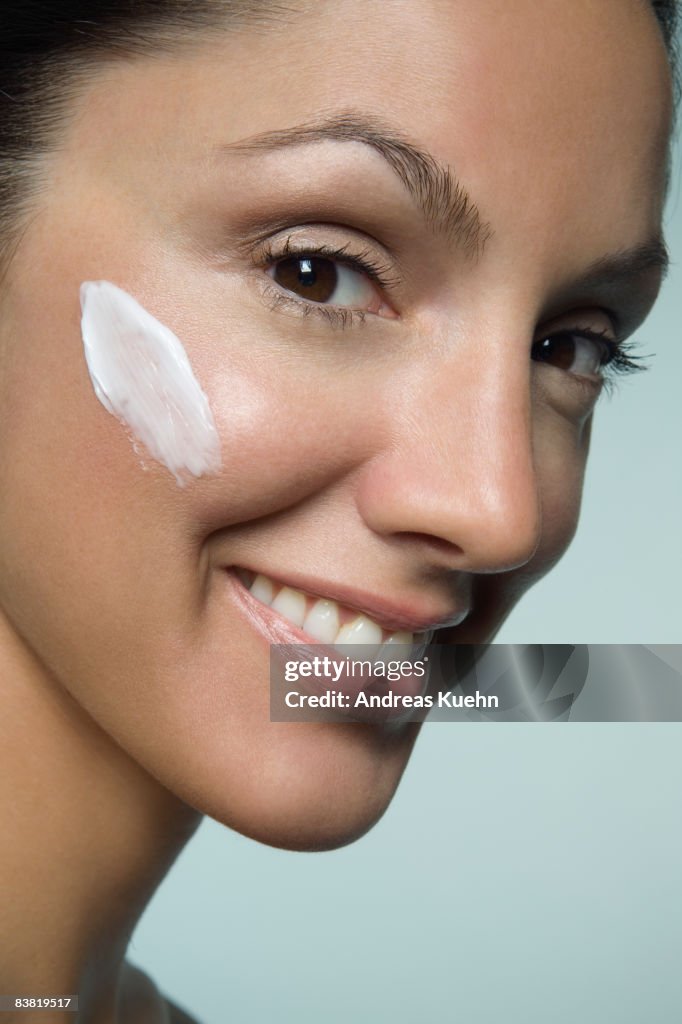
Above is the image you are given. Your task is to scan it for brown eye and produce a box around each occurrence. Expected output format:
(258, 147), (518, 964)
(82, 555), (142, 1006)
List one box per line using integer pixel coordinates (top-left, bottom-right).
(532, 331), (613, 377)
(267, 252), (384, 312)
(272, 257), (338, 303)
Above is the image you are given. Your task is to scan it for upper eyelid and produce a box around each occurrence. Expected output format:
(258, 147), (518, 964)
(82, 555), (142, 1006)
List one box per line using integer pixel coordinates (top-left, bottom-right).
(252, 232), (403, 289)
(524, 303), (622, 360)
(538, 324), (617, 346)
(264, 241), (381, 276)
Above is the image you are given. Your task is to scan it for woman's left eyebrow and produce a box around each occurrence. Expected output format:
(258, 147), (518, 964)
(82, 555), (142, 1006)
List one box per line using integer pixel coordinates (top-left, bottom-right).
(552, 237), (669, 320)
(574, 239), (669, 291)
(217, 108), (493, 257)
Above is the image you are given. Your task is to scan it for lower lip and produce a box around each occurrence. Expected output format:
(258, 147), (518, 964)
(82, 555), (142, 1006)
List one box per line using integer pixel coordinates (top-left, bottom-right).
(224, 569), (432, 724)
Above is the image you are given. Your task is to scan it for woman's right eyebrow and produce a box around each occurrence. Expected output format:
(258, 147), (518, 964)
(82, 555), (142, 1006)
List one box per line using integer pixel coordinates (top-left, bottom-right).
(217, 108), (493, 258)
(215, 109), (668, 317)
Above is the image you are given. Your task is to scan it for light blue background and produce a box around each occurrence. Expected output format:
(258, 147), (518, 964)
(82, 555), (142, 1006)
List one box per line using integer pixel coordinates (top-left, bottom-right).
(129, 126), (682, 1024)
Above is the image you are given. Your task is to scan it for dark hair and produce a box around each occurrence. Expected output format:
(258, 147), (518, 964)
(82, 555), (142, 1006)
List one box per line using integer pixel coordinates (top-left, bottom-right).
(653, 0), (680, 47)
(0, 0), (679, 265)
(0, 1), (296, 263)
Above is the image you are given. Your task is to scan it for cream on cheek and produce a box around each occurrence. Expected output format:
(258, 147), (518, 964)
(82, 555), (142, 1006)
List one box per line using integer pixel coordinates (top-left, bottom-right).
(79, 280), (222, 487)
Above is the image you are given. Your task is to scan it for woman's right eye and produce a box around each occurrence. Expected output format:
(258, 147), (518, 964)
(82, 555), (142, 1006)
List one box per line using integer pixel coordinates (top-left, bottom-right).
(257, 232), (402, 322)
(268, 255), (385, 313)
(266, 251), (399, 319)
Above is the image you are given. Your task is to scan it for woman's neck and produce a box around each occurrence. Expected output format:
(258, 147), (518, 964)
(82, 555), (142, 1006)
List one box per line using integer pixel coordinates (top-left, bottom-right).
(0, 609), (200, 1023)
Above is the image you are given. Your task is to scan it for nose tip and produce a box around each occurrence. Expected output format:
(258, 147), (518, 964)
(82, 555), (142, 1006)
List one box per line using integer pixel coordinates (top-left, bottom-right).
(355, 367), (542, 576)
(456, 479), (542, 573)
(358, 463), (541, 574)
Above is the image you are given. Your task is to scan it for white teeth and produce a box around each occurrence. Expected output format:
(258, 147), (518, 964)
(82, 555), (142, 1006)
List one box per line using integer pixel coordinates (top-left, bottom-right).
(245, 570), (434, 650)
(270, 586), (306, 627)
(375, 629), (433, 665)
(335, 615), (383, 657)
(381, 630), (414, 646)
(250, 574), (275, 605)
(374, 630), (414, 664)
(303, 599), (340, 643)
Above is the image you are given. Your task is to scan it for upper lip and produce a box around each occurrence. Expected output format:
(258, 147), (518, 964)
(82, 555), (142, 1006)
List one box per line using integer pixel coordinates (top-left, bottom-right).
(229, 565), (470, 634)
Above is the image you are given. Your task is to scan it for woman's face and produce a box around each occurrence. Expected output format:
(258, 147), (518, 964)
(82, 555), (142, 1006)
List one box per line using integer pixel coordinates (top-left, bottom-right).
(0, 0), (670, 848)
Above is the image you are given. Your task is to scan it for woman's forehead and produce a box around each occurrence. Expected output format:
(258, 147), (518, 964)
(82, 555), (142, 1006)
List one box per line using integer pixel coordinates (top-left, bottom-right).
(70, 0), (672, 170)
(60, 0), (671, 271)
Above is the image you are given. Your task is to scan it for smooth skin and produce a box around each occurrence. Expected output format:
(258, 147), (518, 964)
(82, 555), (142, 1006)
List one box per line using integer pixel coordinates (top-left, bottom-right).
(0, 0), (672, 1020)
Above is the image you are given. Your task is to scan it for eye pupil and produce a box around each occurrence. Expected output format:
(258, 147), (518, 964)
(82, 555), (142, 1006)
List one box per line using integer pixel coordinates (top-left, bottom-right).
(274, 257), (338, 303)
(535, 333), (577, 370)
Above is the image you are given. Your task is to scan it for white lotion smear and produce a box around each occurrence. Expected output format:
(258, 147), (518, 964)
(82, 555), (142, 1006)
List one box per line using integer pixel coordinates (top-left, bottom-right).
(80, 280), (222, 487)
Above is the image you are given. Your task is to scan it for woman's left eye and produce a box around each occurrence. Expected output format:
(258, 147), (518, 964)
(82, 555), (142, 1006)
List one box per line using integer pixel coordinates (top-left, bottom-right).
(531, 330), (615, 378)
(267, 255), (383, 312)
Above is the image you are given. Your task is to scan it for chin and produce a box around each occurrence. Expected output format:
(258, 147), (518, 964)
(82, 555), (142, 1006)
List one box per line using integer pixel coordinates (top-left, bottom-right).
(162, 719), (421, 853)
(219, 784), (396, 853)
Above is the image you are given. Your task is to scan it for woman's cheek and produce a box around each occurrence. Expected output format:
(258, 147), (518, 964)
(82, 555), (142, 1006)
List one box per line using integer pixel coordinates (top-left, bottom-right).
(531, 405), (594, 570)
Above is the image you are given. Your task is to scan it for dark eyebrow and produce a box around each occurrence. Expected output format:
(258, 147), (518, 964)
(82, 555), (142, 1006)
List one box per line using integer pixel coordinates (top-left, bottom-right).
(577, 238), (670, 290)
(544, 238), (669, 331)
(221, 109), (492, 256)
(553, 238), (670, 321)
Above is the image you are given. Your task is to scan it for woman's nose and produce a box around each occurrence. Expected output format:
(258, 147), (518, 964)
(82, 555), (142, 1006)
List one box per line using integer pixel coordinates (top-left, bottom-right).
(356, 347), (542, 575)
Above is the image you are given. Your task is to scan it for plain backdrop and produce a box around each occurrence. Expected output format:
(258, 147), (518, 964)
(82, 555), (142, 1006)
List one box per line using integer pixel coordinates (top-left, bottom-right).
(128, 113), (682, 1022)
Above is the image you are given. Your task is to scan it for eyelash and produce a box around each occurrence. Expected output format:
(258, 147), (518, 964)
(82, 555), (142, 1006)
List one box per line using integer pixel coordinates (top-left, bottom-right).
(256, 238), (650, 389)
(539, 327), (649, 395)
(257, 236), (398, 328)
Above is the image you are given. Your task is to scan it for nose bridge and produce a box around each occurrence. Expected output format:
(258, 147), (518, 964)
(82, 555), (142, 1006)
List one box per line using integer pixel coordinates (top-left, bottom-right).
(357, 334), (542, 573)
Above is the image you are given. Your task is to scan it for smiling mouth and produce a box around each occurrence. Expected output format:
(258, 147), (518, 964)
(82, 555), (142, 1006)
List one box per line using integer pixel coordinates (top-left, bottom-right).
(234, 568), (442, 657)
